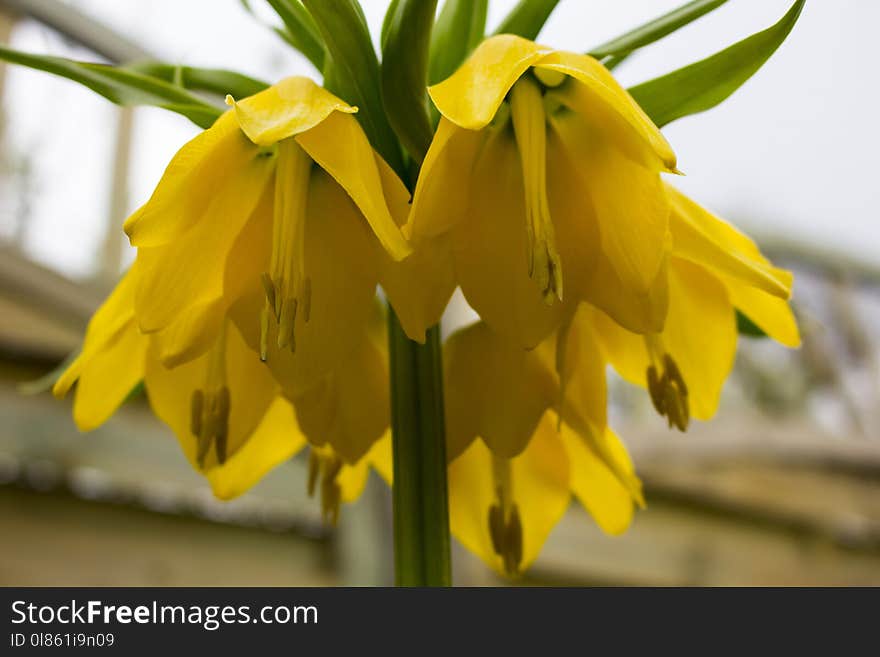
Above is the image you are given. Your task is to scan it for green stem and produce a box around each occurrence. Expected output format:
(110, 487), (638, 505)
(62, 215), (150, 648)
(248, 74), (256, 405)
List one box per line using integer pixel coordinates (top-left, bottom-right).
(387, 311), (451, 586)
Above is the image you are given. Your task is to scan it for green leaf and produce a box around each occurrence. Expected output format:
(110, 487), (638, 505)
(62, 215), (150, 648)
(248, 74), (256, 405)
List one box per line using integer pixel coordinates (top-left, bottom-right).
(263, 0), (327, 71)
(629, 0), (805, 128)
(736, 311), (768, 338)
(429, 0), (488, 84)
(493, 0), (560, 41)
(381, 0), (402, 50)
(0, 46), (222, 128)
(589, 0), (729, 59)
(302, 0), (404, 174)
(381, 0), (438, 165)
(126, 62), (269, 100)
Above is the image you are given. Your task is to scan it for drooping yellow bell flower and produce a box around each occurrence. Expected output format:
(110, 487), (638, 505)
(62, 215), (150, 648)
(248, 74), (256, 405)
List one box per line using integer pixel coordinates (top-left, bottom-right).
(123, 76), (450, 396)
(408, 35), (678, 348)
(444, 312), (643, 576)
(589, 186), (800, 430)
(52, 265), (390, 508)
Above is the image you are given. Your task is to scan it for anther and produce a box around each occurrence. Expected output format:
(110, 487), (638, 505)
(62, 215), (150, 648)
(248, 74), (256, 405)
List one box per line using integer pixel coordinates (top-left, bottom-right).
(190, 390), (204, 437)
(260, 273), (276, 314)
(259, 306), (269, 362)
(644, 348), (690, 432)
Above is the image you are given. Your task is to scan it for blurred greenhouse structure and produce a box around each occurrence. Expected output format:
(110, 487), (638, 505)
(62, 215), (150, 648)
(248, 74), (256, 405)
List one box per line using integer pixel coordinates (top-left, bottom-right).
(0, 0), (878, 585)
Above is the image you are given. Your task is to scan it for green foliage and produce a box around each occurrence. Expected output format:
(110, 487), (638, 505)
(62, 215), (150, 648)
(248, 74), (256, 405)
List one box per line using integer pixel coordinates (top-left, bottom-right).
(301, 0), (404, 174)
(589, 0), (729, 59)
(493, 0), (560, 40)
(429, 0), (488, 84)
(127, 63), (269, 100)
(381, 0), (438, 164)
(629, 0), (806, 128)
(0, 46), (222, 128)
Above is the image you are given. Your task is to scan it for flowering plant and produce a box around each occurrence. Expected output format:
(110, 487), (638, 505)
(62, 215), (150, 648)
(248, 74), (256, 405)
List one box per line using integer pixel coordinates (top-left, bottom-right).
(2, 0), (805, 584)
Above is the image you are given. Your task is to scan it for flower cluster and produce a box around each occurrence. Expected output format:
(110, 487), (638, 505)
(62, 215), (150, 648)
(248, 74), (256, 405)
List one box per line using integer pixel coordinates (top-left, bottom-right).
(54, 36), (797, 576)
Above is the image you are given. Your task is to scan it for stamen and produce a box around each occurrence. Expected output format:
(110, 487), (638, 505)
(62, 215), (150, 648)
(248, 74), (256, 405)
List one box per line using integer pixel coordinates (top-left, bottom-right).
(261, 138), (313, 359)
(643, 337), (690, 432)
(190, 324), (233, 467)
(510, 76), (563, 305)
(306, 448), (344, 526)
(488, 456), (523, 576)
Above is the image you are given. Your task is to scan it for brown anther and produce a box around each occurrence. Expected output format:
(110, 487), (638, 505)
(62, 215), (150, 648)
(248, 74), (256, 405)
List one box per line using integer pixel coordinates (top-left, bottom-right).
(190, 390), (204, 437)
(646, 354), (690, 432)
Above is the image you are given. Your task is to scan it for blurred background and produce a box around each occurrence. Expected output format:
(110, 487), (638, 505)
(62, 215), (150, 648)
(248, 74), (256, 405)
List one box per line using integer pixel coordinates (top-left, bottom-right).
(0, 0), (877, 586)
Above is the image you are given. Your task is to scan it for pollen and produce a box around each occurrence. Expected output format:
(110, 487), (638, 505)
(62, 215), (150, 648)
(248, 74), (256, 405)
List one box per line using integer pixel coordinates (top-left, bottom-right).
(190, 324), (232, 467)
(644, 337), (690, 431)
(260, 138), (314, 359)
(510, 76), (563, 305)
(488, 456), (524, 576)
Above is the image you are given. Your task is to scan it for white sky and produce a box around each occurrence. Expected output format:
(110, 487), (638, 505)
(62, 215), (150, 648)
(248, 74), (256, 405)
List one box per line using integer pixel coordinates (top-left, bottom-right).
(1, 0), (877, 279)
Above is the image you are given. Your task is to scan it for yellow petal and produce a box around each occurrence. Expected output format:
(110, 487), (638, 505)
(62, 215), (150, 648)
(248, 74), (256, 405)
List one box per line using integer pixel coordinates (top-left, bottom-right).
(555, 307), (608, 434)
(667, 185), (792, 299)
(560, 424), (638, 535)
(448, 411), (570, 575)
(588, 304), (649, 388)
(296, 111), (411, 261)
(72, 319), (147, 431)
(452, 128), (566, 348)
(367, 432), (393, 486)
(124, 111), (265, 247)
(586, 251), (670, 335)
(722, 273), (801, 347)
(545, 128), (600, 302)
(593, 259), (737, 421)
(208, 396), (307, 500)
(550, 110), (671, 296)
(407, 118), (486, 241)
(540, 51), (676, 171)
(134, 159), (274, 335)
(251, 171), (379, 396)
(337, 456), (371, 504)
(443, 322), (557, 460)
(229, 76), (356, 147)
(292, 303), (389, 464)
(54, 266), (139, 399)
(144, 321), (278, 475)
(663, 259), (737, 420)
(374, 149), (456, 343)
(428, 34), (551, 130)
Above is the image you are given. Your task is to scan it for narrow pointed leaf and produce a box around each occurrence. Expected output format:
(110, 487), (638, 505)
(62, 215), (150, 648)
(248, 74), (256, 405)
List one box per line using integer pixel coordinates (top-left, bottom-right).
(589, 0), (729, 59)
(127, 63), (269, 99)
(0, 46), (222, 128)
(429, 0), (488, 84)
(493, 0), (560, 40)
(381, 0), (438, 164)
(265, 0), (327, 71)
(301, 0), (404, 174)
(629, 0), (805, 128)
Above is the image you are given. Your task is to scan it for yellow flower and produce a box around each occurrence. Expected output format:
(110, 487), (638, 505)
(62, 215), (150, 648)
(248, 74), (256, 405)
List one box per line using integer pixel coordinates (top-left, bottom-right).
(53, 265), (391, 510)
(123, 76), (447, 396)
(590, 186), (799, 430)
(408, 35), (677, 348)
(444, 312), (643, 576)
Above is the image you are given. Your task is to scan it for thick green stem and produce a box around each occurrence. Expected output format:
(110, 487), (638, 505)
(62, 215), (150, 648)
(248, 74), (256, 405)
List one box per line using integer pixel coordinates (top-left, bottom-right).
(387, 311), (451, 586)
